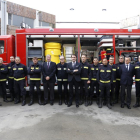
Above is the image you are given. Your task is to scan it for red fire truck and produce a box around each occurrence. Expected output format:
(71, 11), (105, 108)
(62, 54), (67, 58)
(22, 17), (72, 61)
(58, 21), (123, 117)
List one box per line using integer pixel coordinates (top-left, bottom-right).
(0, 28), (140, 89)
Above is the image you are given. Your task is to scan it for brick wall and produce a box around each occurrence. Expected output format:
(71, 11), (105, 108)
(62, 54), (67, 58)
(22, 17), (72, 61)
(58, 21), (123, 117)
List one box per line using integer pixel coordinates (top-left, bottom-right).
(7, 25), (19, 35)
(7, 1), (36, 19)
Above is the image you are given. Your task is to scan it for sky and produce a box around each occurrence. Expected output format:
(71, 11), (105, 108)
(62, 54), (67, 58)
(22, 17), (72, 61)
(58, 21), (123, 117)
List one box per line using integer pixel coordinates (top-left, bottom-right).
(7, 0), (140, 22)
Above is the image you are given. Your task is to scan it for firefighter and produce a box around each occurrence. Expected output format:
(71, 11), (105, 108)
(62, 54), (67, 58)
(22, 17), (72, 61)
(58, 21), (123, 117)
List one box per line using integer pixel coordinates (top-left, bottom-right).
(114, 55), (124, 104)
(56, 56), (68, 105)
(7, 56), (15, 102)
(80, 54), (90, 106)
(97, 58), (113, 109)
(89, 57), (100, 105)
(0, 57), (8, 104)
(13, 57), (27, 106)
(108, 56), (117, 106)
(106, 47), (112, 60)
(133, 55), (140, 108)
(28, 57), (42, 106)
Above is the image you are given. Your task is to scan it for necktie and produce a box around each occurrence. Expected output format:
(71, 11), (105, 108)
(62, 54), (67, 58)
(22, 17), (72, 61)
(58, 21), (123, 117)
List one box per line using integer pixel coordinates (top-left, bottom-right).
(73, 62), (75, 68)
(126, 64), (128, 71)
(47, 62), (49, 68)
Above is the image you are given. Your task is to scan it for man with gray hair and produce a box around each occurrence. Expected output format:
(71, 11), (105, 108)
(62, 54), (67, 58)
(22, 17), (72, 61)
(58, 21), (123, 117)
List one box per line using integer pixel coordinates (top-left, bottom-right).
(56, 56), (68, 105)
(42, 54), (56, 105)
(120, 56), (134, 109)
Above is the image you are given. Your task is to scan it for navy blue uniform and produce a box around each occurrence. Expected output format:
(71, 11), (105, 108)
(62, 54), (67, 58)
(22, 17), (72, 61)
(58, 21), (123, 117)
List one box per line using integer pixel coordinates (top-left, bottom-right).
(13, 63), (27, 98)
(0, 64), (8, 100)
(90, 63), (100, 98)
(114, 62), (124, 103)
(80, 62), (91, 98)
(7, 62), (15, 99)
(28, 63), (42, 96)
(56, 63), (68, 97)
(134, 62), (140, 98)
(97, 65), (113, 98)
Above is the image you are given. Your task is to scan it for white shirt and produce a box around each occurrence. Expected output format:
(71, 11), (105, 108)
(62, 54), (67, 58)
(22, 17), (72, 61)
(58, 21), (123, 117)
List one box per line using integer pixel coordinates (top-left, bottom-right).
(125, 63), (130, 71)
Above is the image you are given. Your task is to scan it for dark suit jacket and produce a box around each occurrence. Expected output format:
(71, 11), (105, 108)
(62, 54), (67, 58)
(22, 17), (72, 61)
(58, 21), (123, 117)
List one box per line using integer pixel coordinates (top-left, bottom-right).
(120, 63), (134, 86)
(67, 62), (81, 82)
(42, 61), (56, 83)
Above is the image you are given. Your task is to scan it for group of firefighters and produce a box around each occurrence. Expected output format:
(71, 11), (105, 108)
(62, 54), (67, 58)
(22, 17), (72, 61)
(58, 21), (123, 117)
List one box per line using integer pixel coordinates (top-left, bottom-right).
(0, 54), (140, 109)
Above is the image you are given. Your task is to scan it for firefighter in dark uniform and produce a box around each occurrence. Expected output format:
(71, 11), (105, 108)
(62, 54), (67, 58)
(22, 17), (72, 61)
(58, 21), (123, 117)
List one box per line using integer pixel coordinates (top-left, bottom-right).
(114, 55), (124, 104)
(7, 56), (15, 102)
(28, 57), (42, 106)
(108, 56), (117, 106)
(56, 56), (68, 105)
(89, 57), (100, 105)
(13, 57), (27, 106)
(106, 47), (112, 60)
(80, 54), (91, 106)
(133, 55), (140, 108)
(0, 57), (8, 105)
(97, 58), (113, 109)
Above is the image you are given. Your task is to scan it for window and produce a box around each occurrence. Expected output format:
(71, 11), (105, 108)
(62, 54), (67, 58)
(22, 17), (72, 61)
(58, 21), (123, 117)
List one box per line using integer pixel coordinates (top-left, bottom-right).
(8, 13), (12, 25)
(42, 22), (50, 26)
(0, 41), (4, 54)
(24, 17), (34, 28)
(13, 14), (23, 27)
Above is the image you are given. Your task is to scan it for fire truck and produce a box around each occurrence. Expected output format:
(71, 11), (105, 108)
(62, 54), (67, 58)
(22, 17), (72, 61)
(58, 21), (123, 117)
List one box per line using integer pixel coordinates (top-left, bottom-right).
(0, 28), (140, 90)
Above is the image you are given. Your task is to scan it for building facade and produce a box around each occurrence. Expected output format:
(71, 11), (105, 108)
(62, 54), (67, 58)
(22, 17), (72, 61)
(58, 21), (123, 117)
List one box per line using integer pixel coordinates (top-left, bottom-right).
(0, 0), (55, 35)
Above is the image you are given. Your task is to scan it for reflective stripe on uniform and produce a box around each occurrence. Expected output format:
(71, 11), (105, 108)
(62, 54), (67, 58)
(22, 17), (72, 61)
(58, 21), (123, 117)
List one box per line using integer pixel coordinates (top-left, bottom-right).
(100, 80), (110, 83)
(84, 66), (88, 69)
(113, 80), (116, 82)
(112, 69), (116, 71)
(100, 70), (104, 72)
(116, 78), (120, 81)
(106, 48), (111, 50)
(30, 78), (41, 80)
(0, 79), (7, 82)
(91, 78), (97, 81)
(107, 70), (111, 72)
(81, 78), (88, 80)
(91, 68), (94, 70)
(9, 77), (14, 79)
(57, 79), (68, 81)
(14, 77), (25, 81)
(135, 79), (140, 81)
(57, 79), (62, 81)
(63, 79), (68, 81)
(135, 67), (140, 69)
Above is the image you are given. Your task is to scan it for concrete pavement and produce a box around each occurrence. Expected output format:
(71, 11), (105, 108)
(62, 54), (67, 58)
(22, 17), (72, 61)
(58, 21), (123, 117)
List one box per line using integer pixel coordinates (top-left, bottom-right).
(0, 88), (140, 140)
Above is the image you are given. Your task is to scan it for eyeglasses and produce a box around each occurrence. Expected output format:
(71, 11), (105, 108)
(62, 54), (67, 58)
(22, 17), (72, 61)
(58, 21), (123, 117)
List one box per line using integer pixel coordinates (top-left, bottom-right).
(119, 58), (123, 59)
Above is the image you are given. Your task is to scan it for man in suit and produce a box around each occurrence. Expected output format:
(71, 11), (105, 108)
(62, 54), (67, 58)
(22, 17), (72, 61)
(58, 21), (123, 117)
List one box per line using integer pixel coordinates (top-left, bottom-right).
(67, 54), (81, 108)
(120, 57), (134, 109)
(42, 55), (56, 105)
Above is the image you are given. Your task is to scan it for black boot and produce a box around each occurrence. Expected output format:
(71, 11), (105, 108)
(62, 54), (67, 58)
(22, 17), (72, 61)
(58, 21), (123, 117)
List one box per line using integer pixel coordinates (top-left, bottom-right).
(28, 95), (34, 106)
(14, 94), (20, 104)
(107, 98), (112, 109)
(59, 95), (62, 105)
(85, 96), (89, 107)
(3, 94), (9, 102)
(80, 95), (84, 105)
(89, 96), (92, 106)
(9, 93), (14, 102)
(38, 96), (43, 105)
(64, 95), (68, 105)
(0, 102), (2, 106)
(22, 95), (26, 106)
(96, 97), (99, 105)
(98, 98), (102, 108)
(133, 97), (140, 108)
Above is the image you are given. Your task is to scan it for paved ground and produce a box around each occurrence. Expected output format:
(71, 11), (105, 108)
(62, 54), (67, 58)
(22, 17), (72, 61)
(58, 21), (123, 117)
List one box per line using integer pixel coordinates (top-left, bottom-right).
(0, 88), (140, 140)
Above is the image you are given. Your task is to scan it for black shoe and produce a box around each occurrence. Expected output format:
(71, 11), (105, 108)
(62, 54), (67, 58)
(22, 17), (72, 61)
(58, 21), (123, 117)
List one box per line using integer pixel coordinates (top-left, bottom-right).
(3, 99), (9, 102)
(85, 97), (89, 107)
(14, 100), (20, 104)
(107, 98), (112, 109)
(76, 103), (79, 108)
(67, 103), (72, 107)
(96, 97), (99, 105)
(121, 104), (124, 108)
(133, 98), (140, 108)
(89, 97), (92, 106)
(22, 95), (26, 106)
(98, 98), (102, 108)
(50, 101), (54, 106)
(127, 105), (131, 109)
(38, 96), (43, 105)
(59, 96), (62, 105)
(43, 100), (48, 105)
(0, 103), (2, 106)
(28, 96), (33, 106)
(64, 95), (68, 105)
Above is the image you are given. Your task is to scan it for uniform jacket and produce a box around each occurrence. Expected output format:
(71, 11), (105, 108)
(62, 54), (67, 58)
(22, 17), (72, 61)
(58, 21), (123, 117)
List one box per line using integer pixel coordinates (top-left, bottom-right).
(0, 64), (8, 81)
(7, 62), (15, 78)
